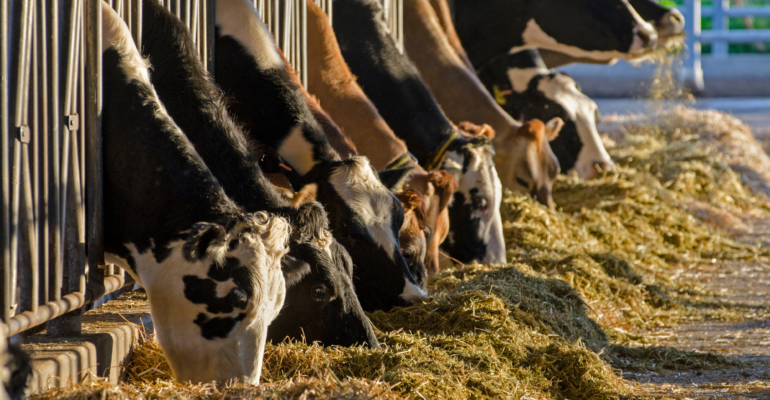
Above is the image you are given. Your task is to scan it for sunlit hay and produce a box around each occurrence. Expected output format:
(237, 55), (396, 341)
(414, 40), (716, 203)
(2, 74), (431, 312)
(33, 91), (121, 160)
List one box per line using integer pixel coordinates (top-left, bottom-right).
(603, 106), (770, 204)
(31, 374), (401, 400)
(645, 53), (693, 101)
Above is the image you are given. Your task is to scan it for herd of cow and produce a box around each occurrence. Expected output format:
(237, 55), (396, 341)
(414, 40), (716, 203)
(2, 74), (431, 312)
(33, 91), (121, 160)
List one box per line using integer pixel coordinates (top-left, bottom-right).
(16, 0), (683, 390)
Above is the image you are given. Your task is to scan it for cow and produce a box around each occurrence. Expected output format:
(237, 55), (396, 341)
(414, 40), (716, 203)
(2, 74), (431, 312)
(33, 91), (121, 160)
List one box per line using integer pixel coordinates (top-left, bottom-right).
(304, 0), (457, 279)
(453, 0), (658, 71)
(101, 3), (287, 384)
(402, 0), (574, 202)
(539, 0), (685, 67)
(139, 0), (378, 348)
(213, 0), (425, 312)
(476, 49), (613, 179)
(332, 0), (507, 265)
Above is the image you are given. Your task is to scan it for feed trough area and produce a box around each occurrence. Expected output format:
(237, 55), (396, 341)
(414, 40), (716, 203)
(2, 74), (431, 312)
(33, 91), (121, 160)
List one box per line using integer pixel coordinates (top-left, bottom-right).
(5, 0), (770, 399)
(29, 105), (770, 398)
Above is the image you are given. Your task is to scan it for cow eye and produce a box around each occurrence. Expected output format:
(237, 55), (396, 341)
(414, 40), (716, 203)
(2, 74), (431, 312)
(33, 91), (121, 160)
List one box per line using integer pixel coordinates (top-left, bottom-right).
(313, 285), (328, 301)
(516, 177), (531, 189)
(403, 248), (415, 259)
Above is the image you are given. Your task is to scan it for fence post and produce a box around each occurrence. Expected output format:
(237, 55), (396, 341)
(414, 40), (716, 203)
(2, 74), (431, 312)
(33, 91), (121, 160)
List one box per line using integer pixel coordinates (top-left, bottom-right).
(712, 0), (729, 56)
(1, 0), (11, 326)
(683, 0), (705, 90)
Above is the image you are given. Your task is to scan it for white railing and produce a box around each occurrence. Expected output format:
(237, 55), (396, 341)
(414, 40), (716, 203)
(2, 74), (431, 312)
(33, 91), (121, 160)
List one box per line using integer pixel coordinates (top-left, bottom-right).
(684, 0), (770, 90)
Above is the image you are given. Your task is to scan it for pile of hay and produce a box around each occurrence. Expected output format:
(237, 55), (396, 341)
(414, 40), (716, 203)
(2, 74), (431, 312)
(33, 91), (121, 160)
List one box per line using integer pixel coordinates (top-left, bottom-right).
(32, 106), (770, 399)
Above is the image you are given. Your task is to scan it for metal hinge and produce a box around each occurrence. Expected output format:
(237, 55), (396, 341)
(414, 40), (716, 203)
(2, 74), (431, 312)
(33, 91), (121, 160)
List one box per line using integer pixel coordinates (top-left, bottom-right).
(67, 114), (79, 131)
(18, 125), (29, 144)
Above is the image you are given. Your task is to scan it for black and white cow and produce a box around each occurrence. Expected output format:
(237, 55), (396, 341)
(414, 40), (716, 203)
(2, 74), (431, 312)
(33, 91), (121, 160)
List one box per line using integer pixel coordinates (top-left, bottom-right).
(477, 50), (612, 179)
(139, 0), (378, 348)
(538, 0), (685, 67)
(332, 0), (506, 265)
(453, 0), (658, 70)
(101, 2), (287, 384)
(213, 0), (424, 312)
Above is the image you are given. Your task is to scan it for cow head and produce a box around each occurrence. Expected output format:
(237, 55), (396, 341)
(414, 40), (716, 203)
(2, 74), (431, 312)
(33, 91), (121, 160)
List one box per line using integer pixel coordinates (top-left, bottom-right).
(439, 131), (506, 265)
(404, 170), (457, 277)
(511, 73), (612, 179)
(522, 0), (657, 60)
(629, 0), (684, 47)
(311, 157), (425, 311)
(394, 190), (429, 290)
(499, 119), (563, 209)
(129, 212), (289, 385)
(268, 200), (380, 348)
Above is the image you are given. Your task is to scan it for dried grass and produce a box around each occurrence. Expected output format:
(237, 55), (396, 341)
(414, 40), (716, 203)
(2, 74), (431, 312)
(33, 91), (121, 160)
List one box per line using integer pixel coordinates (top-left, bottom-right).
(35, 106), (770, 399)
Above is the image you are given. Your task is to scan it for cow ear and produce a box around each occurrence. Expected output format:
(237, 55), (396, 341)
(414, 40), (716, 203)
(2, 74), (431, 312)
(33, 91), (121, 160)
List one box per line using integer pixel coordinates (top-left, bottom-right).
(281, 255), (311, 288)
(545, 117), (564, 141)
(183, 222), (228, 263)
(291, 183), (318, 209)
(378, 166), (415, 192)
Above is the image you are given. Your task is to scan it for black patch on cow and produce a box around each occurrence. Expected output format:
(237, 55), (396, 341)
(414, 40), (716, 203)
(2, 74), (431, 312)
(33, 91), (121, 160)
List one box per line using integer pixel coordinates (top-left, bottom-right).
(378, 167), (415, 192)
(182, 223), (227, 262)
(183, 274), (248, 314)
(194, 312), (247, 340)
(440, 192), (487, 263)
(546, 120), (582, 172)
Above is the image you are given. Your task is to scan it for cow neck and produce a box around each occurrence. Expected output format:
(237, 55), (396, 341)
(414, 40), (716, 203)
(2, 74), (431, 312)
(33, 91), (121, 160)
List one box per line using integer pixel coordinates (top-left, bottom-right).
(403, 0), (520, 144)
(306, 0), (408, 171)
(102, 47), (240, 259)
(140, 0), (289, 214)
(332, 0), (458, 170)
(454, 0), (529, 68)
(213, 6), (340, 177)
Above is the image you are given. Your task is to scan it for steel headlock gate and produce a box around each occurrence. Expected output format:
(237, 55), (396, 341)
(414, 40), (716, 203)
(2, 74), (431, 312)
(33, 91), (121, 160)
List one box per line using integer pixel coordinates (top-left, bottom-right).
(0, 0), (394, 343)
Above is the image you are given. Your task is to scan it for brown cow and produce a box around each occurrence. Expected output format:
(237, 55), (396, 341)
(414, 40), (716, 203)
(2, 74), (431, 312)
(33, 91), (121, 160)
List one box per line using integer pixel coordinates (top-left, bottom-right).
(403, 0), (544, 197)
(305, 0), (457, 279)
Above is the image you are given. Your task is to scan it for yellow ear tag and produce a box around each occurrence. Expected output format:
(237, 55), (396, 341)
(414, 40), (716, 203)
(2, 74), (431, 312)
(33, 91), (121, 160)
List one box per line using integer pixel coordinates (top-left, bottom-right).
(493, 85), (507, 106)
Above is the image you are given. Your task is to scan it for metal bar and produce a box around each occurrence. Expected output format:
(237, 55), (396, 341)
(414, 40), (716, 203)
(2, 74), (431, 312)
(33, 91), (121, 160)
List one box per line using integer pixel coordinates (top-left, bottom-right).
(702, 6), (770, 17)
(698, 29), (770, 42)
(300, 0), (308, 88)
(37, 0), (49, 307)
(683, 0), (704, 90)
(49, 0), (62, 303)
(207, 0), (216, 74)
(3, 274), (125, 337)
(132, 0), (142, 51)
(22, 147), (39, 314)
(712, 0), (728, 56)
(86, 0), (104, 287)
(1, 0), (12, 325)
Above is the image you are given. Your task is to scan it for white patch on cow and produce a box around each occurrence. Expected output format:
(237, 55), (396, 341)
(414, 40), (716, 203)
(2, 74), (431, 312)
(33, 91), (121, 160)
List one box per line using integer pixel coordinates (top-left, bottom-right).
(507, 67), (546, 94)
(516, 19), (628, 63)
(536, 74), (612, 179)
(623, 0), (658, 53)
(279, 125), (318, 175)
(328, 157), (400, 260)
(104, 213), (290, 385)
(216, 0), (284, 70)
(401, 277), (427, 303)
(102, 2), (151, 84)
(443, 142), (506, 263)
(484, 166), (506, 264)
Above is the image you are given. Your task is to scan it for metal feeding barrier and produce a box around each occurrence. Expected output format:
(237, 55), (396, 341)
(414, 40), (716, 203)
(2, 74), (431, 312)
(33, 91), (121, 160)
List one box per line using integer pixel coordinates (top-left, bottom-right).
(684, 0), (770, 90)
(0, 0), (213, 339)
(379, 0), (403, 53)
(0, 0), (321, 340)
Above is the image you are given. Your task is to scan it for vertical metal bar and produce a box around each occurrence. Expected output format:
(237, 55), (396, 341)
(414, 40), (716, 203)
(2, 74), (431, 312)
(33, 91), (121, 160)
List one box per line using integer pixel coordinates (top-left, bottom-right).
(712, 0), (728, 56)
(176, 0), (181, 19)
(207, 0), (215, 75)
(185, 0), (191, 31)
(283, 0), (291, 63)
(301, 0), (306, 86)
(80, 4), (86, 220)
(191, 0), (199, 51)
(86, 0), (104, 288)
(132, 0), (142, 51)
(49, 0), (62, 303)
(684, 0), (704, 90)
(1, 0), (11, 326)
(38, 0), (49, 306)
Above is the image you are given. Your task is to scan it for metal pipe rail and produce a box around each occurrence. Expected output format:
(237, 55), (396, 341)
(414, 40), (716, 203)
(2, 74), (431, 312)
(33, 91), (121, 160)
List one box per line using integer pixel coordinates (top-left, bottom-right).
(0, 0), (214, 339)
(684, 0), (770, 90)
(379, 0), (403, 53)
